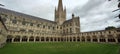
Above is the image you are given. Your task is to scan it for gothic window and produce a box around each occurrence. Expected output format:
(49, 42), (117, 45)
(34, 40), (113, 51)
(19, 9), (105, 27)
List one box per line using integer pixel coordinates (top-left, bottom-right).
(67, 24), (68, 27)
(70, 28), (72, 33)
(60, 27), (62, 29)
(63, 25), (65, 27)
(53, 27), (55, 30)
(0, 29), (2, 34)
(48, 26), (50, 29)
(22, 21), (26, 25)
(2, 18), (7, 22)
(14, 17), (17, 19)
(70, 23), (72, 26)
(20, 29), (26, 32)
(117, 30), (120, 32)
(12, 20), (17, 24)
(4, 14), (7, 17)
(37, 24), (40, 27)
(57, 26), (59, 29)
(109, 31), (111, 34)
(43, 25), (45, 28)
(67, 29), (68, 33)
(100, 32), (102, 34)
(63, 30), (65, 33)
(28, 30), (33, 32)
(30, 23), (33, 26)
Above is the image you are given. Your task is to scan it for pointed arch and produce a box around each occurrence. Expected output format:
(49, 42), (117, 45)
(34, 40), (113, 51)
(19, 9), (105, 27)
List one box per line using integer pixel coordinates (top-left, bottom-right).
(6, 35), (13, 43)
(22, 36), (27, 42)
(14, 36), (20, 42)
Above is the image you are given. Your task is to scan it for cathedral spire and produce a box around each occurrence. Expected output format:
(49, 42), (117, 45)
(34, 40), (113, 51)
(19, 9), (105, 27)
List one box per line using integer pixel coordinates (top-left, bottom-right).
(58, 0), (63, 11)
(55, 0), (66, 25)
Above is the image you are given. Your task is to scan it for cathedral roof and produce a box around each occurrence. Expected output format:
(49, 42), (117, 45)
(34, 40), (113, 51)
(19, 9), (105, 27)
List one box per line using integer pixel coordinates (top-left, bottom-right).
(0, 7), (56, 24)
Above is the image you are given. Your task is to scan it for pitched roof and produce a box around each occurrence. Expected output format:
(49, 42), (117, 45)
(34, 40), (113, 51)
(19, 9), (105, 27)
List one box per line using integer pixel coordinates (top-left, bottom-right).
(0, 7), (56, 24)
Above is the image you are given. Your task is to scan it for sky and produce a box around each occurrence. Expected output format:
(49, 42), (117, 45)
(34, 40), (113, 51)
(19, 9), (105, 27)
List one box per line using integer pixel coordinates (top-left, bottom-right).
(0, 0), (120, 32)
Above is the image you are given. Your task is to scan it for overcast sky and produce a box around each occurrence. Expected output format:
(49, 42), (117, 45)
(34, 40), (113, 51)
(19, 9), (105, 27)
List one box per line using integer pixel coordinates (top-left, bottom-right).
(0, 0), (120, 32)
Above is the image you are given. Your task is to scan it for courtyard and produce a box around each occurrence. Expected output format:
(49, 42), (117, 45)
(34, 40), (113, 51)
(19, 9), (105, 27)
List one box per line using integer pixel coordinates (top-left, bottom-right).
(0, 42), (119, 54)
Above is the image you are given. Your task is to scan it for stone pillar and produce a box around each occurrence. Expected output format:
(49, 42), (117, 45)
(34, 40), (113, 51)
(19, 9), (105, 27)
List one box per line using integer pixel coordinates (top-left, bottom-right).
(97, 38), (100, 43)
(52, 37), (54, 42)
(115, 38), (118, 43)
(80, 37), (82, 42)
(56, 37), (58, 42)
(44, 37), (46, 42)
(85, 37), (87, 42)
(105, 37), (108, 43)
(72, 37), (73, 42)
(27, 38), (29, 42)
(66, 37), (67, 42)
(76, 37), (77, 42)
(20, 37), (22, 43)
(12, 38), (14, 43)
(49, 37), (50, 42)
(34, 37), (36, 42)
(39, 37), (41, 42)
(91, 37), (93, 42)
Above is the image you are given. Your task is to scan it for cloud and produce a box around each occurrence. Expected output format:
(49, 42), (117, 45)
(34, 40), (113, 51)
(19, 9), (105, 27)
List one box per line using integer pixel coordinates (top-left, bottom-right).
(72, 0), (119, 32)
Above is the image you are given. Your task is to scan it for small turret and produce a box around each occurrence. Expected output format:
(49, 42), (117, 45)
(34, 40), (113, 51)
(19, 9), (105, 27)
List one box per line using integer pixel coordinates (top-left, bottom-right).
(72, 13), (74, 19)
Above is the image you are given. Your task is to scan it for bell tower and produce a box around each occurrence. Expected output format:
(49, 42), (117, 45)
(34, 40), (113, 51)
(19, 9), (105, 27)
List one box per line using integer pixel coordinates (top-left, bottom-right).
(55, 0), (66, 25)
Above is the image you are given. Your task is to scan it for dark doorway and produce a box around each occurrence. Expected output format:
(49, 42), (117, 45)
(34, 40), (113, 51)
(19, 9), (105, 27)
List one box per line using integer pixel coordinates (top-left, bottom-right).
(100, 39), (106, 42)
(14, 36), (20, 42)
(73, 37), (76, 42)
(81, 37), (85, 42)
(77, 37), (80, 42)
(36, 36), (39, 41)
(6, 35), (13, 43)
(108, 38), (115, 42)
(46, 37), (49, 41)
(29, 36), (34, 42)
(41, 37), (44, 41)
(22, 36), (27, 42)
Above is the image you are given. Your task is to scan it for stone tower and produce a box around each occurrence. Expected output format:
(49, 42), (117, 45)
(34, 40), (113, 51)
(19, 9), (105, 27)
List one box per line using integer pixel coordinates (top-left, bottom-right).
(55, 0), (66, 25)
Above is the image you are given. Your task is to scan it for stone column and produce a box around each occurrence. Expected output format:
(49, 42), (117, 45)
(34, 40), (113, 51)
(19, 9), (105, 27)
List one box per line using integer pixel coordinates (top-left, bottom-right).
(85, 37), (87, 42)
(20, 37), (22, 43)
(27, 38), (29, 42)
(52, 37), (54, 42)
(97, 36), (100, 43)
(105, 37), (108, 43)
(115, 38), (118, 43)
(39, 37), (41, 42)
(91, 37), (93, 42)
(80, 37), (82, 42)
(56, 37), (58, 42)
(97, 38), (100, 43)
(34, 37), (36, 42)
(72, 37), (73, 42)
(44, 37), (46, 42)
(12, 38), (14, 43)
(65, 37), (67, 42)
(49, 37), (51, 42)
(75, 37), (77, 42)
(114, 34), (118, 43)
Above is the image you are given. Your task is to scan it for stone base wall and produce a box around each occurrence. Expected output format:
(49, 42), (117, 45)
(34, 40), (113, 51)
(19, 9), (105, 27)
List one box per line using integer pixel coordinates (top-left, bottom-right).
(0, 35), (6, 48)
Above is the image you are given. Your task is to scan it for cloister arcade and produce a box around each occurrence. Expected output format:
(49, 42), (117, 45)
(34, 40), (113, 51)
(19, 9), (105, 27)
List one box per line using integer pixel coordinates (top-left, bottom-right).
(6, 34), (119, 43)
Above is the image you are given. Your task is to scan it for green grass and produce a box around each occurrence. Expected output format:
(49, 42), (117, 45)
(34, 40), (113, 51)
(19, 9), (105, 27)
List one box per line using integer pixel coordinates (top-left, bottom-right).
(0, 42), (120, 54)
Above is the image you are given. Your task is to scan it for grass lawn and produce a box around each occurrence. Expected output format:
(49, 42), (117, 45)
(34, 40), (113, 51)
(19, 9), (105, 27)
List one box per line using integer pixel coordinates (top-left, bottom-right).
(0, 42), (120, 54)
